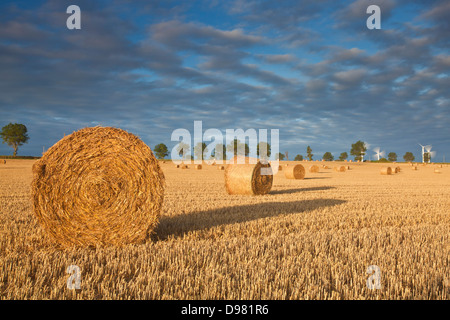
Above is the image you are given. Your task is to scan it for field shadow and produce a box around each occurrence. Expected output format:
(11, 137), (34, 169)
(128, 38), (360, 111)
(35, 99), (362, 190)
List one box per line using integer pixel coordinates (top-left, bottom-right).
(270, 186), (336, 195)
(154, 198), (346, 241)
(304, 177), (330, 180)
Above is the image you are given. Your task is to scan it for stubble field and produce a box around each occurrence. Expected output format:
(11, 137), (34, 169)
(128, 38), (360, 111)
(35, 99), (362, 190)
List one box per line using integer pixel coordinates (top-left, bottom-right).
(0, 159), (449, 299)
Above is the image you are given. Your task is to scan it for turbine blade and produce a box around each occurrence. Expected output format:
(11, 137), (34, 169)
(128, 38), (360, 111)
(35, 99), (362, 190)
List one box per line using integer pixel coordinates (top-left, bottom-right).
(425, 145), (432, 152)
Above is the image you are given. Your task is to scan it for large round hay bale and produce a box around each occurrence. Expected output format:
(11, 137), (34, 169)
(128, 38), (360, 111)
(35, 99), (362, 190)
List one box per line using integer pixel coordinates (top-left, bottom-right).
(225, 156), (273, 195)
(393, 166), (401, 173)
(309, 165), (319, 173)
(380, 167), (392, 175)
(334, 166), (346, 172)
(284, 164), (305, 180)
(31, 127), (165, 248)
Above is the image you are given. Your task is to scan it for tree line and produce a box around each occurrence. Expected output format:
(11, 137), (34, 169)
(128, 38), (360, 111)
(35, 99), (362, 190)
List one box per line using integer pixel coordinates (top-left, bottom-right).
(0, 123), (417, 163)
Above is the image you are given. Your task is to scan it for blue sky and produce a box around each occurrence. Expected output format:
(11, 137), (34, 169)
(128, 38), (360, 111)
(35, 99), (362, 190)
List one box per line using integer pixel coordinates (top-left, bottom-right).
(0, 0), (449, 161)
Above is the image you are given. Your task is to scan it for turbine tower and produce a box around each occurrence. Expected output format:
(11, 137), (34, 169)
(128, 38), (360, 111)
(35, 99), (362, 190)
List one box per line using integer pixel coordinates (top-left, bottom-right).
(373, 147), (385, 161)
(419, 143), (436, 163)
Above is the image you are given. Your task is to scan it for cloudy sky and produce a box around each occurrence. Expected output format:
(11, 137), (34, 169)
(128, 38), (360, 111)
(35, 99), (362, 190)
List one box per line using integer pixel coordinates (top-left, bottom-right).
(0, 0), (449, 161)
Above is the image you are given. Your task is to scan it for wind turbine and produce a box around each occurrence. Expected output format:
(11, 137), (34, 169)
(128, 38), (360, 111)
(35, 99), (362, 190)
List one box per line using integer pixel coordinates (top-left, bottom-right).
(425, 145), (436, 163)
(419, 143), (436, 163)
(373, 147), (386, 161)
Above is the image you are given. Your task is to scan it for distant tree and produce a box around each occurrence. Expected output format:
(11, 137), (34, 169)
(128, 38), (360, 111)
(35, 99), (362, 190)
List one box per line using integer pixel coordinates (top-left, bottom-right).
(176, 142), (190, 160)
(350, 140), (367, 161)
(323, 152), (334, 161)
(424, 152), (431, 163)
(388, 152), (397, 162)
(276, 152), (285, 161)
(212, 143), (227, 161)
(294, 154), (303, 161)
(153, 143), (168, 159)
(256, 142), (271, 159)
(403, 152), (415, 162)
(306, 146), (313, 161)
(339, 152), (348, 161)
(227, 139), (249, 157)
(378, 158), (389, 163)
(193, 142), (208, 160)
(0, 123), (29, 157)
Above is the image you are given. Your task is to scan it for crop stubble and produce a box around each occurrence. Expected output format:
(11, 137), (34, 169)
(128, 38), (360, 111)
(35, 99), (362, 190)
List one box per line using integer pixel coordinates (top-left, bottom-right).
(0, 160), (448, 299)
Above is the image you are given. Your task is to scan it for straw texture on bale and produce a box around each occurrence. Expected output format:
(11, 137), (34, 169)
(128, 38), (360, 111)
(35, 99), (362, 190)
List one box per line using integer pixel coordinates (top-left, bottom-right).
(380, 167), (392, 175)
(31, 126), (165, 248)
(225, 156), (273, 195)
(284, 164), (305, 180)
(334, 166), (346, 172)
(309, 165), (319, 173)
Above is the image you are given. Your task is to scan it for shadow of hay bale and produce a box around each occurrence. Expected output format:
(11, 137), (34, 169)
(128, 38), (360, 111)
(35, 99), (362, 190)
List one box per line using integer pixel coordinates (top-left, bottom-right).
(155, 198), (346, 241)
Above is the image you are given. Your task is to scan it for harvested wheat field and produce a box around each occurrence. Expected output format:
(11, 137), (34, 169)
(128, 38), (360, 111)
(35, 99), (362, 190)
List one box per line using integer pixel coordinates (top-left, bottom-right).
(0, 159), (449, 299)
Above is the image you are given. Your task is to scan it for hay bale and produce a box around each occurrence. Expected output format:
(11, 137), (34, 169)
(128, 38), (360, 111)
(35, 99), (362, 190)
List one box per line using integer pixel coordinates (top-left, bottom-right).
(175, 164), (180, 168)
(434, 169), (441, 174)
(412, 166), (418, 171)
(278, 165), (283, 171)
(394, 166), (401, 173)
(195, 164), (202, 170)
(225, 156), (273, 195)
(380, 167), (392, 175)
(334, 166), (346, 172)
(180, 164), (189, 169)
(218, 165), (225, 170)
(31, 126), (165, 248)
(347, 166), (351, 170)
(284, 164), (305, 180)
(309, 165), (319, 173)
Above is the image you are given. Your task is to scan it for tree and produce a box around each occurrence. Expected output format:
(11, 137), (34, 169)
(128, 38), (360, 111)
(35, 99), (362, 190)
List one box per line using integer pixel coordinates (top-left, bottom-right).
(424, 152), (431, 163)
(0, 123), (29, 157)
(323, 152), (334, 161)
(193, 142), (208, 160)
(294, 154), (303, 161)
(227, 139), (249, 157)
(306, 146), (313, 161)
(339, 152), (348, 161)
(276, 152), (285, 161)
(256, 142), (271, 159)
(176, 142), (190, 160)
(350, 140), (367, 161)
(153, 143), (168, 159)
(403, 152), (415, 162)
(388, 152), (397, 162)
(212, 143), (227, 161)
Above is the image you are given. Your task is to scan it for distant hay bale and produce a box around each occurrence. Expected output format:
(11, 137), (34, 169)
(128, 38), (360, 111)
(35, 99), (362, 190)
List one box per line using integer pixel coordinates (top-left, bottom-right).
(180, 164), (189, 169)
(175, 164), (180, 168)
(434, 169), (441, 174)
(347, 166), (351, 170)
(225, 156), (273, 195)
(334, 166), (346, 172)
(31, 126), (165, 248)
(195, 164), (202, 170)
(394, 166), (401, 173)
(278, 165), (283, 171)
(284, 164), (305, 180)
(322, 165), (329, 169)
(380, 167), (392, 175)
(218, 165), (225, 170)
(309, 165), (319, 173)
(412, 166), (418, 170)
